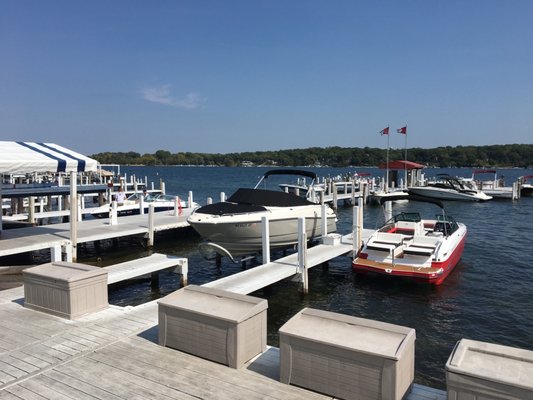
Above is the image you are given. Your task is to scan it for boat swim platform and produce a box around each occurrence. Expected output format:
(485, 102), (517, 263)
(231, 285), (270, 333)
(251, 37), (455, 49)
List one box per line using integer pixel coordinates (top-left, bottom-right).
(0, 286), (446, 399)
(0, 211), (191, 258)
(203, 230), (374, 295)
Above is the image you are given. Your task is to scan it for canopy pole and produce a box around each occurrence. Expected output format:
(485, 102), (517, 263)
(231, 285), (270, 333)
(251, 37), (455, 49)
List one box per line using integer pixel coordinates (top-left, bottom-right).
(70, 171), (78, 261)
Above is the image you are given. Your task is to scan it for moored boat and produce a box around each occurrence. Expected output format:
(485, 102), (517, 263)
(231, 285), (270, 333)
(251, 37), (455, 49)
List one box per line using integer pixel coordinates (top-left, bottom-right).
(409, 174), (492, 201)
(520, 175), (533, 197)
(187, 169), (337, 260)
(90, 193), (196, 218)
(352, 195), (467, 285)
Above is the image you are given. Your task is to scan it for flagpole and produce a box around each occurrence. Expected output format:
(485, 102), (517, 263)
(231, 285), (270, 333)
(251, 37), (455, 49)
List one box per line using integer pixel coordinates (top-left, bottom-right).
(404, 124), (408, 188)
(386, 129), (390, 193)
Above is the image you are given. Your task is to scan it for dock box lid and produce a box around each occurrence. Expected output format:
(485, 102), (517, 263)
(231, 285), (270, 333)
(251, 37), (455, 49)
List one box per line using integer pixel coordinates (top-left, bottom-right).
(279, 308), (415, 360)
(23, 261), (107, 282)
(158, 285), (267, 323)
(446, 339), (533, 390)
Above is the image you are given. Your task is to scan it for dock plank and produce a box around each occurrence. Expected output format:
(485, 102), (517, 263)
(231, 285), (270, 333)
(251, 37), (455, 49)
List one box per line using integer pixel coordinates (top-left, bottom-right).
(43, 370), (125, 400)
(105, 253), (185, 285)
(203, 232), (371, 294)
(5, 385), (46, 400)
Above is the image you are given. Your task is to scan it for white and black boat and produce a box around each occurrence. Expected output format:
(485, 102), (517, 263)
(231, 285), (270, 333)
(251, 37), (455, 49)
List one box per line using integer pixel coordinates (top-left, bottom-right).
(187, 169), (337, 260)
(408, 174), (492, 202)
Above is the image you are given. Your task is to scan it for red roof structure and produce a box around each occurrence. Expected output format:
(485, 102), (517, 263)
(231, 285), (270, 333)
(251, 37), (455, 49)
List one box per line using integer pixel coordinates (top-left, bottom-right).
(378, 160), (425, 170)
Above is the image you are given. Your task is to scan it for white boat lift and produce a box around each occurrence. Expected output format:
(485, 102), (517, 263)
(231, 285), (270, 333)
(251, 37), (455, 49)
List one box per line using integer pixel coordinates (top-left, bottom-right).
(204, 198), (373, 295)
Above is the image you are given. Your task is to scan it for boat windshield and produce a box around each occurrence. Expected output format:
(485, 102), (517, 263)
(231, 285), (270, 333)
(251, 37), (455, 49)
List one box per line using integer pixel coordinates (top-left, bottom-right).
(394, 212), (421, 222)
(434, 214), (459, 235)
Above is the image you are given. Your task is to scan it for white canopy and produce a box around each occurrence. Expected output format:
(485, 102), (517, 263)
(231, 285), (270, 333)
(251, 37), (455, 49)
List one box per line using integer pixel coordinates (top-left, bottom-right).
(0, 141), (98, 174)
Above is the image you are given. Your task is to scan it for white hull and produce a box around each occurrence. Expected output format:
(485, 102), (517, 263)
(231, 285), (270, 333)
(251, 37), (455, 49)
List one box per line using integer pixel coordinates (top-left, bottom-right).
(408, 187), (491, 201)
(188, 204), (336, 257)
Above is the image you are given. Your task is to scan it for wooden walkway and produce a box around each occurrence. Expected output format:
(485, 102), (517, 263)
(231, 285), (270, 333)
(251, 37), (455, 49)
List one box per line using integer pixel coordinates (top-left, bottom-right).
(105, 253), (187, 285)
(204, 231), (374, 295)
(0, 211), (191, 258)
(0, 286), (446, 399)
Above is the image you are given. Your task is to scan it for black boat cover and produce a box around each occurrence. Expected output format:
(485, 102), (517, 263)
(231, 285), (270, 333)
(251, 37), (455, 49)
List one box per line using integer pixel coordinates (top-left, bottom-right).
(195, 188), (314, 216)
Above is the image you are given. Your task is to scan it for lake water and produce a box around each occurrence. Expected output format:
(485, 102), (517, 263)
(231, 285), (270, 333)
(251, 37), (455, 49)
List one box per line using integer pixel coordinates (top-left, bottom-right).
(80, 165), (533, 390)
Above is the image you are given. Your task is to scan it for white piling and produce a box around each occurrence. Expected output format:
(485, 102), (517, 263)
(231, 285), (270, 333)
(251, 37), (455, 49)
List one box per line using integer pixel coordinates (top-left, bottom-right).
(51, 245), (62, 262)
(63, 244), (72, 262)
(176, 258), (188, 286)
(70, 171), (78, 261)
(174, 196), (180, 216)
(161, 181), (166, 195)
(207, 197), (213, 205)
(110, 201), (118, 225)
(188, 191), (193, 207)
(220, 192), (226, 202)
(321, 203), (327, 237)
(297, 217), (308, 294)
(384, 200), (393, 221)
(29, 196), (35, 224)
(139, 196), (145, 215)
(261, 216), (270, 264)
(148, 204), (155, 247)
(77, 195), (82, 222)
(352, 197), (364, 258)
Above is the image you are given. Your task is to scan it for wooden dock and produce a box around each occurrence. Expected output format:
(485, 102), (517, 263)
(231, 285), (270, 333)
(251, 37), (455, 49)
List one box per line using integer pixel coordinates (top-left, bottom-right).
(0, 286), (446, 399)
(204, 231), (374, 295)
(0, 211), (191, 259)
(105, 253), (188, 285)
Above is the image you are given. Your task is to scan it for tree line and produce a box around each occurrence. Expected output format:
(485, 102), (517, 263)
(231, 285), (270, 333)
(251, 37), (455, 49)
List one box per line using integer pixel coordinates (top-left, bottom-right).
(91, 144), (533, 168)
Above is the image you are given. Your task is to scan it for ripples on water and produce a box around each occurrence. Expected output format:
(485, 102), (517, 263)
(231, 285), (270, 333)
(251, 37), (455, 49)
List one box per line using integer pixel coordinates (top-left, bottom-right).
(69, 166), (533, 390)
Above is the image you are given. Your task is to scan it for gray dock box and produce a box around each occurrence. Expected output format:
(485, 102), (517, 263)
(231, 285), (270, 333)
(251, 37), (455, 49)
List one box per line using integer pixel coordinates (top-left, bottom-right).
(279, 308), (415, 400)
(158, 285), (268, 369)
(446, 339), (533, 399)
(23, 261), (108, 319)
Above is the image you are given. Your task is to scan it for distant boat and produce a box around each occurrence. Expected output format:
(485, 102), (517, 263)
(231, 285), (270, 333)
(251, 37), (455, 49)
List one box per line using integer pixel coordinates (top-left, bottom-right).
(409, 175), (492, 202)
(187, 169), (337, 261)
(91, 193), (197, 218)
(520, 175), (533, 197)
(353, 194), (467, 285)
(471, 169), (517, 200)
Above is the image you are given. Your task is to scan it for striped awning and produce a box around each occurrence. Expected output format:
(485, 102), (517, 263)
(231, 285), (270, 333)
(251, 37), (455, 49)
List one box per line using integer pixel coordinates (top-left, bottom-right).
(0, 141), (98, 174)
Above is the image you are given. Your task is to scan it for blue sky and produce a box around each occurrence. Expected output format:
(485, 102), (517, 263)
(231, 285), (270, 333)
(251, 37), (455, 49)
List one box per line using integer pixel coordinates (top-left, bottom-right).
(1, 1), (532, 155)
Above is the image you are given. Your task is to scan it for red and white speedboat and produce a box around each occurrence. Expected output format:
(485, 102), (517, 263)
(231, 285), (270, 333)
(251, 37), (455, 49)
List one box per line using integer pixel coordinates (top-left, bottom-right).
(352, 195), (467, 285)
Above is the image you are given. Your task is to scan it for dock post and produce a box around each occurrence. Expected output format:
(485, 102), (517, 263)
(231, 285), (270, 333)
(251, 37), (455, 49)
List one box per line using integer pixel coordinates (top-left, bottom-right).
(63, 244), (73, 262)
(148, 204), (155, 248)
(161, 181), (166, 195)
(77, 194), (83, 222)
(173, 196), (180, 216)
(512, 181), (520, 200)
(188, 191), (193, 208)
(177, 258), (188, 286)
(151, 271), (159, 289)
(220, 192), (226, 202)
(261, 216), (270, 264)
(332, 188), (338, 210)
(29, 196), (35, 224)
(352, 197), (363, 258)
(297, 217), (308, 295)
(384, 200), (392, 221)
(70, 171), (78, 262)
(321, 203), (327, 237)
(139, 196), (145, 215)
(110, 201), (118, 225)
(51, 245), (62, 262)
(207, 197), (212, 205)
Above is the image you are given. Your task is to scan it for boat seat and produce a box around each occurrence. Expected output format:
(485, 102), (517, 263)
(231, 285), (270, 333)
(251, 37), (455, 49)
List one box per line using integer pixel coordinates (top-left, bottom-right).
(403, 245), (434, 256)
(373, 232), (404, 247)
(411, 236), (440, 248)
